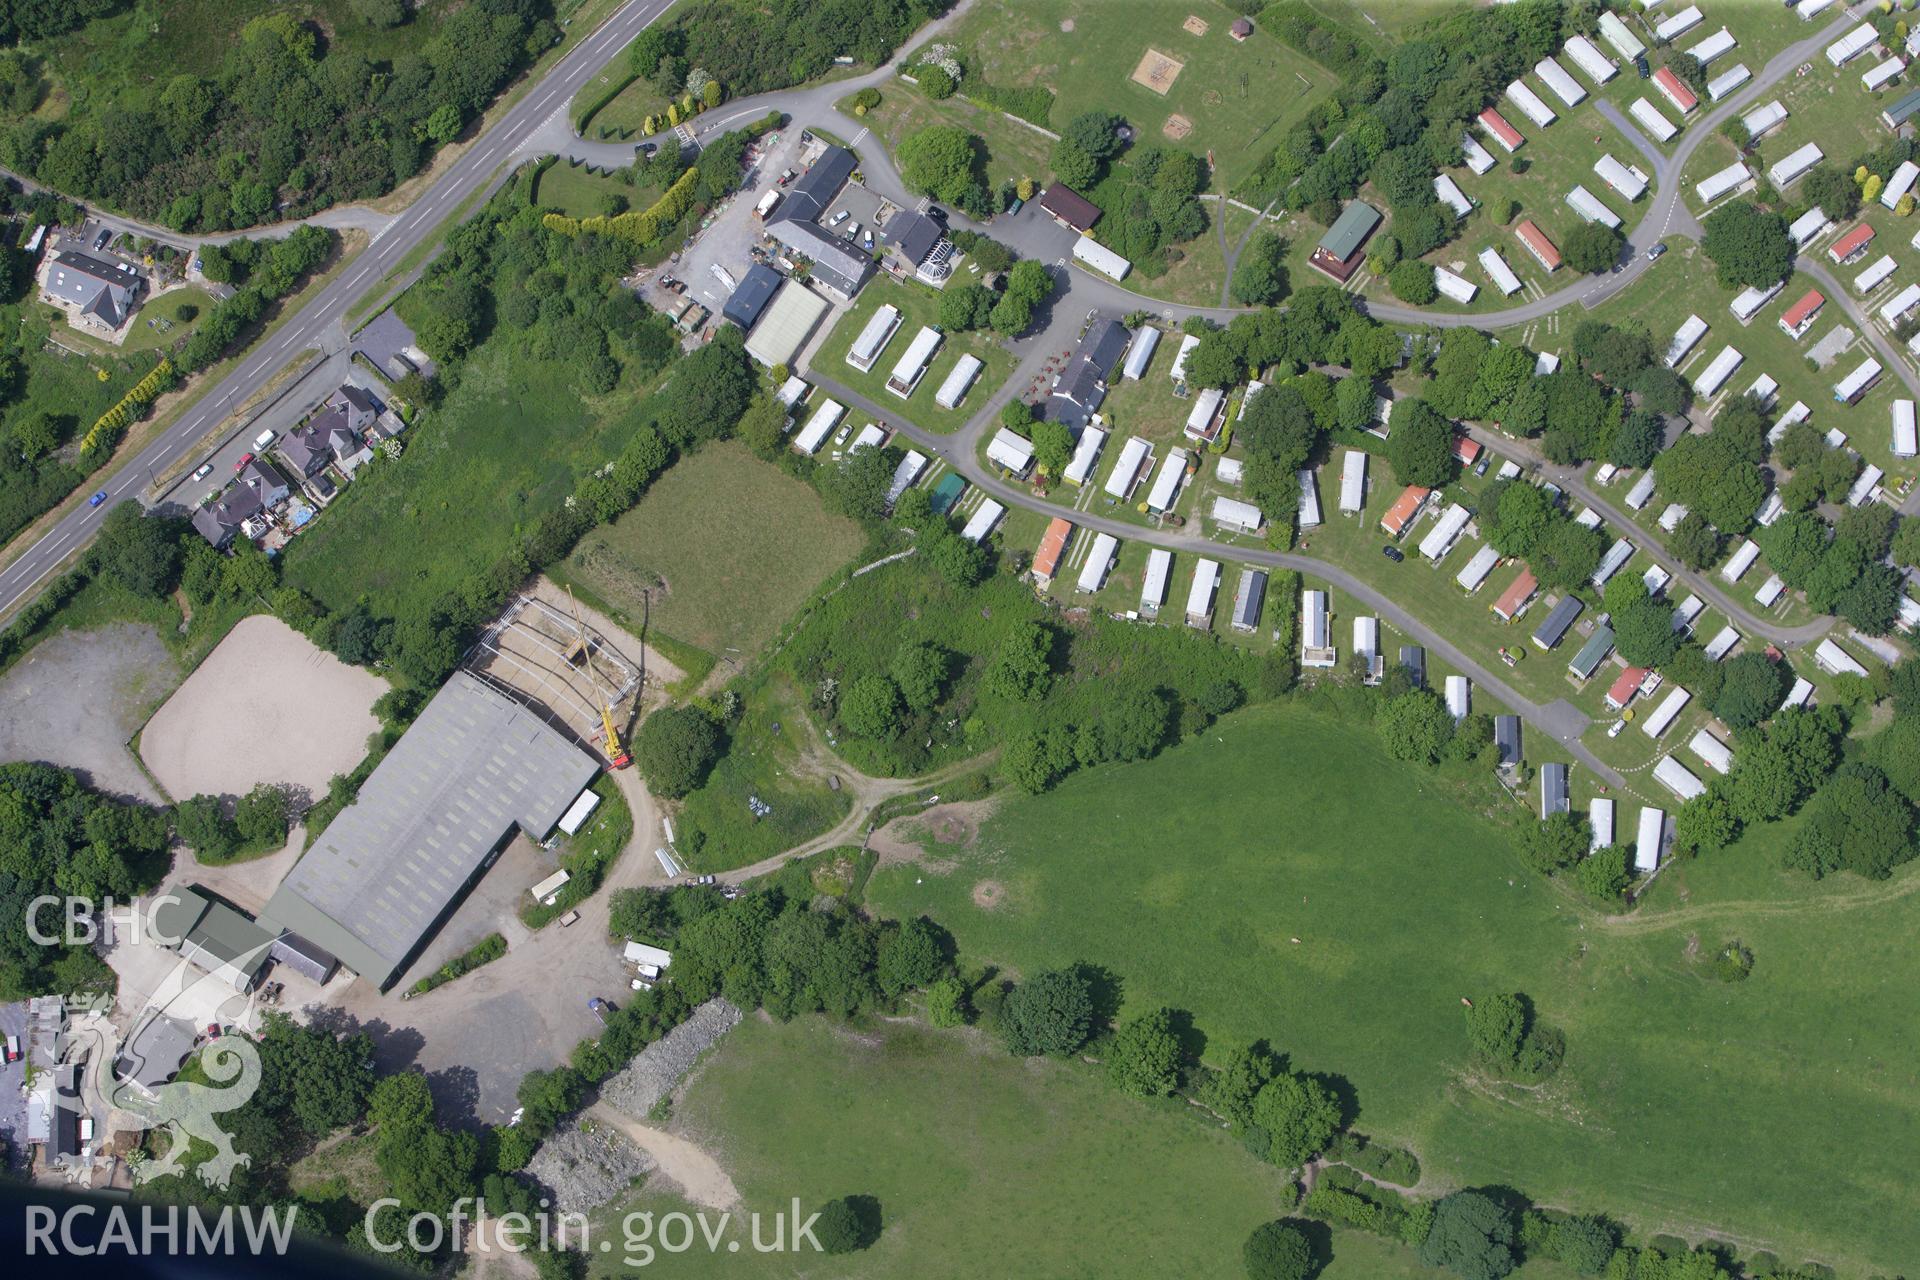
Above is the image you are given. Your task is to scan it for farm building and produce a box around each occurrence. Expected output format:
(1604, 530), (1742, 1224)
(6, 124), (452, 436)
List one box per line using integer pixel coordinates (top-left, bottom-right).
(792, 399), (845, 455)
(1635, 806), (1667, 872)
(1184, 386), (1227, 443)
(1605, 665), (1652, 711)
(741, 280), (831, 368)
(1514, 219), (1561, 271)
(1418, 503), (1472, 562)
(1434, 267), (1478, 303)
(1231, 569), (1268, 633)
(1815, 638), (1868, 677)
(1444, 676), (1470, 723)
(1435, 174), (1474, 218)
(1456, 544), (1500, 592)
(1480, 247), (1522, 295)
(1031, 518), (1074, 585)
(1846, 463), (1884, 507)
(1834, 357), (1883, 404)
(1505, 80), (1556, 127)
(1492, 568), (1539, 621)
(1076, 532), (1118, 594)
(1461, 133), (1497, 174)
(1339, 449), (1367, 513)
(886, 326), (943, 398)
(1768, 143), (1823, 189)
(1062, 425), (1108, 486)
(960, 499), (1004, 544)
(1625, 470), (1658, 510)
(1478, 107), (1525, 152)
(1629, 97), (1679, 141)
(1297, 470), (1322, 528)
(1779, 288), (1825, 339)
(1829, 222), (1876, 263)
(1566, 185), (1622, 229)
(1598, 12), (1644, 60)
(1186, 559), (1221, 628)
(1146, 447), (1190, 514)
(1885, 160), (1920, 209)
(1894, 399), (1918, 457)
(1495, 716), (1522, 768)
(1684, 25), (1732, 63)
(934, 355), (984, 410)
(1666, 313), (1708, 366)
(1590, 797), (1615, 851)
(1743, 100), (1789, 140)
(1564, 35), (1617, 83)
(1755, 574), (1786, 608)
(1693, 345), (1744, 398)
(1696, 162), (1753, 205)
(1540, 763), (1570, 819)
(1653, 66), (1698, 114)
(1654, 756), (1706, 802)
(1703, 625), (1742, 662)
(1530, 595), (1584, 650)
(1121, 325), (1161, 379)
(846, 305), (902, 372)
(1593, 154), (1648, 201)
(1072, 236), (1131, 281)
(1591, 537), (1635, 588)
(1534, 57), (1586, 107)
(1300, 589), (1336, 666)
(986, 427), (1035, 475)
(1641, 686), (1692, 739)
(1140, 548), (1172, 616)
(1212, 495), (1264, 535)
(1380, 484), (1433, 538)
(1568, 625), (1616, 681)
(1720, 538), (1761, 583)
(1308, 201), (1383, 282)
(1854, 254), (1897, 293)
(1827, 24), (1878, 67)
(1104, 436), (1153, 500)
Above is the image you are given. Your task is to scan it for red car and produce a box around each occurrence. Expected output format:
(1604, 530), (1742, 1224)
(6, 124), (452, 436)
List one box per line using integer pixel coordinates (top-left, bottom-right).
(233, 452), (253, 471)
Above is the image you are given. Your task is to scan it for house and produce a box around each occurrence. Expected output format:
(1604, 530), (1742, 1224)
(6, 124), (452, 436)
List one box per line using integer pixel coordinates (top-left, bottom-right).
(935, 355), (984, 410)
(929, 472), (967, 515)
(778, 144), (855, 222)
(1568, 625), (1616, 681)
(1590, 797), (1615, 851)
(1705, 63), (1751, 102)
(1380, 484), (1432, 539)
(1435, 174), (1474, 219)
(1768, 143), (1823, 190)
(1170, 333), (1200, 383)
(763, 217), (872, 300)
(1231, 569), (1268, 633)
(1072, 235), (1131, 281)
(1605, 665), (1651, 711)
(1492, 568), (1538, 622)
(1652, 66), (1698, 115)
(1038, 185), (1101, 233)
(884, 451), (927, 509)
(1882, 85), (1920, 129)
(881, 209), (948, 275)
(1445, 675), (1471, 722)
(1514, 219), (1560, 271)
(1798, 0), (1838, 18)
(1308, 201), (1383, 282)
(1635, 806), (1667, 872)
(721, 262), (782, 330)
(1690, 728), (1735, 776)
(1461, 133), (1497, 174)
(1031, 518), (1074, 586)
(1894, 398), (1918, 458)
(1693, 345), (1744, 398)
(1434, 267), (1477, 303)
(1779, 288), (1825, 339)
(1731, 281), (1781, 322)
(190, 460), (291, 549)
(1754, 574), (1786, 608)
(1862, 55), (1906, 93)
(1625, 470), (1658, 510)
(886, 326), (943, 398)
(1495, 715), (1522, 768)
(1187, 559), (1221, 628)
(1826, 24), (1878, 68)
(39, 249), (144, 334)
(1478, 107), (1525, 153)
(1591, 537), (1635, 588)
(1659, 6), (1706, 43)
(1212, 495), (1263, 535)
(1530, 595), (1584, 650)
(1140, 548), (1172, 616)
(1540, 762), (1570, 818)
(1629, 98), (1679, 141)
(1885, 160), (1920, 210)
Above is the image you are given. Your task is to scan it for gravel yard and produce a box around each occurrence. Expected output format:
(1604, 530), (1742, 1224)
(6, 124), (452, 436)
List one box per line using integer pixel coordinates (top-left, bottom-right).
(139, 614), (385, 803)
(0, 623), (173, 803)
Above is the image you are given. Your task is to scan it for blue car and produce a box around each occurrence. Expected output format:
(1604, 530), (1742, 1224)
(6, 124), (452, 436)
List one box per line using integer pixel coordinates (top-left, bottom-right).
(88, 490), (107, 508)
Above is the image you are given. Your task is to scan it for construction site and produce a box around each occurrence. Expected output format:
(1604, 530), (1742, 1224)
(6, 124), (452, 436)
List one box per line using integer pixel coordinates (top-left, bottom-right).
(466, 591), (646, 770)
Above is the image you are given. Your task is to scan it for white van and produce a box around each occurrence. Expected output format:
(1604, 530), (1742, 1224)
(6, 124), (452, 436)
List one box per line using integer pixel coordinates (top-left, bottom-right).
(252, 428), (276, 451)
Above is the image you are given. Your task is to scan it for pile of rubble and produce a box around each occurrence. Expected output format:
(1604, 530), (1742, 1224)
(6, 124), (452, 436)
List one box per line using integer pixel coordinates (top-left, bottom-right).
(601, 998), (742, 1121)
(525, 1122), (654, 1213)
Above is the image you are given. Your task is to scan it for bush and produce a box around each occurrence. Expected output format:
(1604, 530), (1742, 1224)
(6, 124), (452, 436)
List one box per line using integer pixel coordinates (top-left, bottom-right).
(632, 706), (723, 798)
(1243, 1220), (1315, 1280)
(1000, 967), (1093, 1056)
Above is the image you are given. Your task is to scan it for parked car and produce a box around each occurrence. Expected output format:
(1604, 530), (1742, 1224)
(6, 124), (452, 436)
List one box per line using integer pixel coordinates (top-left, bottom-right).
(1381, 545), (1404, 563)
(778, 168), (796, 186)
(1607, 719), (1628, 738)
(587, 997), (613, 1023)
(862, 228), (874, 250)
(3, 1033), (20, 1063)
(828, 209), (850, 227)
(1647, 242), (1668, 262)
(233, 452), (254, 471)
(843, 220), (861, 241)
(191, 463), (214, 482)
(93, 228), (111, 250)
(88, 490), (107, 507)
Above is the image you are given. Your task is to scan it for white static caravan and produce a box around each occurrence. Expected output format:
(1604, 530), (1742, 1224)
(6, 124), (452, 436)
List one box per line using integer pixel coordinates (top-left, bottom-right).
(1434, 174), (1474, 218)
(1654, 755), (1707, 802)
(1593, 154), (1649, 201)
(1747, 373), (1778, 408)
(1730, 281), (1781, 322)
(1754, 573), (1787, 608)
(1815, 637), (1869, 677)
(1071, 235), (1131, 282)
(885, 326), (943, 398)
(1696, 161), (1753, 205)
(1658, 502), (1689, 533)
(1797, 0), (1837, 17)
(1781, 676), (1815, 713)
(1339, 450), (1368, 514)
(1169, 333), (1200, 383)
(1444, 675), (1471, 723)
(1434, 267), (1478, 304)
(1140, 548), (1172, 616)
(845, 304), (902, 372)
(1456, 543), (1500, 592)
(1480, 247), (1523, 296)
(1534, 58), (1587, 107)
(1787, 206), (1831, 247)
(1075, 532), (1118, 595)
(1145, 447), (1190, 514)
(1121, 325), (1161, 380)
(1461, 133), (1497, 175)
(1881, 283), (1920, 326)
(1566, 184), (1622, 229)
(1893, 399), (1918, 458)
(1354, 616), (1382, 682)
(1238, 380), (1265, 421)
(1186, 558), (1221, 629)
(1768, 143), (1823, 190)
(1635, 806), (1667, 873)
(792, 398), (845, 455)
(1599, 12), (1645, 61)
(1643, 563), (1672, 597)
(1666, 314), (1708, 367)
(884, 451), (928, 508)
(1297, 470), (1322, 529)
(1855, 254), (1898, 294)
(1683, 25), (1733, 65)
(1705, 64), (1751, 101)
(1847, 463), (1885, 507)
(1671, 593), (1706, 634)
(1629, 98), (1679, 142)
(1592, 537), (1635, 588)
(1565, 34), (1618, 84)
(1693, 345), (1744, 398)
(1183, 386), (1226, 441)
(1641, 685), (1692, 739)
(1862, 56), (1906, 93)
(1625, 469), (1659, 511)
(1884, 160), (1920, 209)
(776, 375), (810, 410)
(1742, 100), (1789, 141)
(1418, 502), (1472, 562)
(1574, 505), (1603, 529)
(1721, 538), (1761, 583)
(1590, 797), (1616, 852)
(1827, 24), (1878, 68)
(1300, 589), (1336, 667)
(985, 427), (1035, 475)
(1505, 79), (1557, 128)
(1062, 425), (1108, 486)
(934, 355), (984, 409)
(1104, 436), (1153, 500)
(1231, 569), (1268, 634)
(1213, 494), (1264, 535)
(1657, 5), (1704, 42)
(1834, 356), (1883, 404)
(848, 424), (886, 453)
(1703, 625), (1742, 663)
(960, 498), (1005, 544)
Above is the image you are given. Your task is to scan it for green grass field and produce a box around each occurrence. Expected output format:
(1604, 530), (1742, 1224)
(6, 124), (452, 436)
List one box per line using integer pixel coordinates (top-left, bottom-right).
(942, 0), (1338, 191)
(865, 700), (1920, 1274)
(813, 275), (1018, 434)
(557, 440), (865, 662)
(530, 160), (661, 220)
(842, 81), (1054, 197)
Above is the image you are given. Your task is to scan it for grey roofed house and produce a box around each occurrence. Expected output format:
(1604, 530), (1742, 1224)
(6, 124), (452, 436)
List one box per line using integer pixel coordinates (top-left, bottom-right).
(1400, 645), (1426, 688)
(883, 209), (944, 265)
(722, 262), (783, 330)
(763, 218), (874, 298)
(1494, 715), (1522, 767)
(1530, 595), (1585, 649)
(43, 249), (143, 329)
(1540, 762), (1570, 817)
(1568, 624), (1616, 680)
(1047, 317), (1131, 431)
(281, 414), (363, 477)
(774, 144), (856, 223)
(117, 1013), (200, 1095)
(258, 671), (599, 990)
(1231, 568), (1268, 631)
(191, 482), (266, 549)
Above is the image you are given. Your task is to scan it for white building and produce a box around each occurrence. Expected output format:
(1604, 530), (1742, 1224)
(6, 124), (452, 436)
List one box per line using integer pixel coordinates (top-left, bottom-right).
(1339, 449), (1367, 514)
(1566, 34), (1618, 83)
(1479, 247), (1522, 296)
(1855, 254), (1898, 294)
(1847, 463), (1884, 507)
(1592, 537), (1635, 587)
(885, 326), (943, 398)
(1696, 161), (1753, 205)
(1672, 593), (1706, 633)
(1797, 0), (1837, 17)
(934, 355), (983, 409)
(1720, 538), (1761, 583)
(1434, 174), (1474, 218)
(960, 499), (1004, 544)
(1297, 469), (1322, 529)
(1434, 266), (1478, 303)
(1121, 325), (1161, 380)
(1625, 470), (1659, 511)
(1140, 547), (1172, 616)
(1754, 574), (1786, 608)
(1742, 100), (1789, 141)
(1169, 333), (1200, 383)
(1534, 57), (1587, 107)
(1071, 235), (1131, 282)
(1104, 436), (1152, 500)
(985, 427), (1035, 475)
(1882, 283), (1920, 326)
(1835, 356), (1883, 404)
(1593, 154), (1649, 201)
(1629, 98), (1679, 142)
(1862, 55), (1906, 93)
(1654, 756), (1707, 802)
(1884, 160), (1920, 209)
(1642, 686), (1692, 739)
(792, 398), (845, 455)
(884, 451), (927, 508)
(1599, 12), (1645, 61)
(1683, 25), (1732, 64)
(846, 305), (902, 372)
(1076, 532), (1118, 594)
(1787, 206), (1831, 247)
(1506, 79), (1557, 128)
(1445, 675), (1471, 722)
(1146, 447), (1190, 514)
(1706, 64), (1751, 102)
(1567, 184), (1622, 229)
(1815, 637), (1868, 677)
(1703, 625), (1742, 662)
(1590, 797), (1615, 851)
(1183, 386), (1226, 441)
(1827, 24), (1878, 68)
(1418, 502), (1472, 562)
(1730, 281), (1781, 322)
(1635, 806), (1667, 873)
(1768, 142), (1823, 189)
(1746, 374), (1778, 408)
(1300, 588), (1336, 666)
(1456, 544), (1500, 592)
(1212, 494), (1264, 535)
(1062, 425), (1108, 486)
(1657, 5), (1705, 41)
(1666, 314), (1708, 367)
(1461, 133), (1497, 175)
(1187, 558), (1221, 628)
(1693, 345), (1744, 398)
(1893, 398), (1918, 458)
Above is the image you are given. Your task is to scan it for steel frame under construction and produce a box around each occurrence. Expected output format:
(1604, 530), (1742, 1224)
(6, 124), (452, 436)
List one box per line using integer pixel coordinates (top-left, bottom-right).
(464, 595), (640, 762)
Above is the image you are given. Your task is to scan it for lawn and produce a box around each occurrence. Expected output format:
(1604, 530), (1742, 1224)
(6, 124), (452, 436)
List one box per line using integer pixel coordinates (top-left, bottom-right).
(811, 274), (1019, 435)
(530, 160), (659, 221)
(939, 0), (1338, 191)
(556, 440), (866, 663)
(842, 80), (1055, 197)
(867, 700), (1920, 1275)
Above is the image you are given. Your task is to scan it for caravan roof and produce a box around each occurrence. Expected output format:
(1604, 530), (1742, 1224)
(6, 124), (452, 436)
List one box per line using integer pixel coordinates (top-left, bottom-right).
(1140, 548), (1172, 614)
(1418, 503), (1472, 561)
(1146, 447), (1190, 513)
(1641, 686), (1692, 738)
(1461, 133), (1497, 174)
(1534, 58), (1586, 107)
(1659, 5), (1705, 41)
(1827, 24), (1878, 67)
(1768, 142), (1823, 189)
(1104, 436), (1153, 500)
(792, 399), (845, 455)
(1169, 333), (1201, 382)
(1121, 326), (1161, 379)
(1635, 806), (1667, 872)
(1076, 532), (1118, 594)
(1666, 314), (1707, 367)
(1590, 797), (1615, 850)
(1434, 266), (1477, 303)
(960, 498), (1004, 543)
(1628, 97), (1679, 141)
(1479, 248), (1522, 295)
(1456, 544), (1500, 592)
(1339, 449), (1367, 513)
(1063, 425), (1108, 486)
(1593, 154), (1648, 201)
(1567, 184), (1622, 229)
(1654, 755), (1707, 801)
(1505, 80), (1557, 127)
(1564, 35), (1617, 83)
(1187, 559), (1221, 624)
(1721, 538), (1761, 582)
(1743, 101), (1789, 139)
(985, 427), (1035, 474)
(1693, 345), (1744, 398)
(1684, 26), (1733, 64)
(1435, 174), (1474, 218)
(1592, 537), (1635, 587)
(1696, 162), (1752, 204)
(846, 304), (902, 372)
(934, 355), (984, 409)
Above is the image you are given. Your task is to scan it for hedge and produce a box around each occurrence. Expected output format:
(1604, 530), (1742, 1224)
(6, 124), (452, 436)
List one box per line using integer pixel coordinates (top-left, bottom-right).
(543, 166), (698, 247)
(77, 358), (174, 465)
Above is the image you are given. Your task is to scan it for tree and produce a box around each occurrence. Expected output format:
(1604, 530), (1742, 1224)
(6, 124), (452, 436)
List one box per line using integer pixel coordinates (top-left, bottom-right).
(985, 622), (1052, 701)
(1388, 260), (1436, 304)
(1669, 512), (1722, 572)
(925, 976), (971, 1027)
(988, 291), (1033, 337)
(1230, 233), (1290, 306)
(1700, 201), (1792, 289)
(938, 282), (994, 331)
(1576, 845), (1631, 901)
(1376, 689), (1454, 765)
(1672, 784), (1739, 857)
(1465, 993), (1526, 1067)
(632, 706), (722, 798)
(840, 674), (904, 739)
(173, 795), (240, 862)
(897, 125), (981, 206)
(1838, 500), (1898, 558)
(1606, 577), (1679, 668)
(232, 783), (288, 847)
(1486, 482), (1554, 558)
(1609, 408), (1665, 469)
(1243, 1220), (1315, 1280)
(889, 641), (949, 712)
(1384, 398), (1455, 487)
(350, 0), (407, 27)
(1032, 419), (1072, 476)
(1547, 1216), (1617, 1276)
(1561, 222), (1622, 275)
(1892, 515), (1920, 568)
(875, 917), (943, 997)
(1786, 763), (1916, 880)
(1419, 1191), (1517, 1280)
(1049, 137), (1100, 189)
(1001, 968), (1094, 1056)
(95, 503), (181, 598)
(1714, 651), (1788, 730)
(1249, 1072), (1342, 1166)
(257, 1011), (374, 1137)
(1518, 812), (1587, 875)
(812, 1196), (876, 1254)
(1107, 1007), (1182, 1097)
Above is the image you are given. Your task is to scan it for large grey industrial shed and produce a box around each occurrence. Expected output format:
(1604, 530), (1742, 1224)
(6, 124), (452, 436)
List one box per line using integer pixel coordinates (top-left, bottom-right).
(259, 672), (598, 991)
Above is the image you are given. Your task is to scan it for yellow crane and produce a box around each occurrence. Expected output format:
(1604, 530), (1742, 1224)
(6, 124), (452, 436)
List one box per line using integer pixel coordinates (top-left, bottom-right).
(562, 588), (630, 769)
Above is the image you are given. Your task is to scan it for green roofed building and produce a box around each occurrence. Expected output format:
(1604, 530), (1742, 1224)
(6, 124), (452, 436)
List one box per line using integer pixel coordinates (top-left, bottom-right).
(1568, 624), (1617, 681)
(1882, 87), (1920, 131)
(1309, 201), (1382, 282)
(930, 472), (967, 515)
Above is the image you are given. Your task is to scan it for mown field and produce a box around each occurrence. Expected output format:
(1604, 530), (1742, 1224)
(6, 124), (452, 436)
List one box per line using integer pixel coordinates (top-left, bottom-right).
(557, 440), (866, 662)
(867, 700), (1920, 1275)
